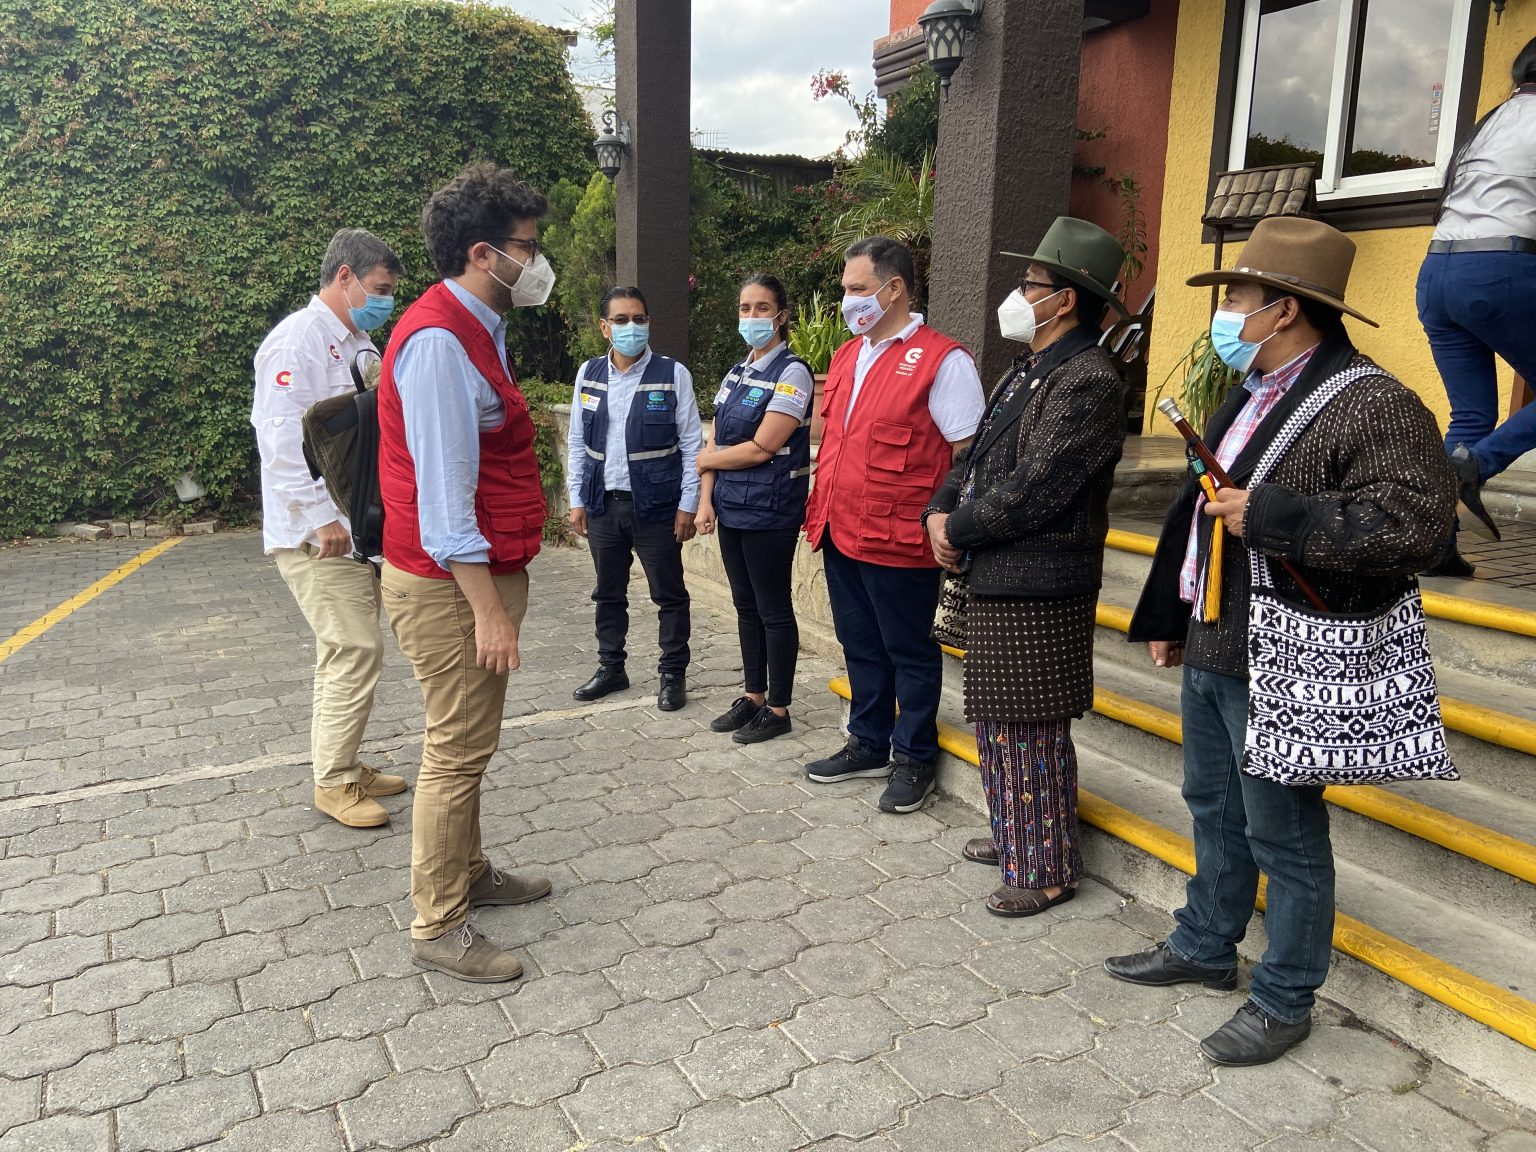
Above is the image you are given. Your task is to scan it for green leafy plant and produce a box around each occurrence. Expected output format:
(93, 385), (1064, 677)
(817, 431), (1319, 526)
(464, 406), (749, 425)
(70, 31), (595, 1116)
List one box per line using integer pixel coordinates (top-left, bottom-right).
(788, 292), (844, 375)
(517, 378), (574, 544)
(1105, 172), (1149, 285)
(0, 0), (592, 537)
(1154, 331), (1244, 432)
(827, 147), (935, 300)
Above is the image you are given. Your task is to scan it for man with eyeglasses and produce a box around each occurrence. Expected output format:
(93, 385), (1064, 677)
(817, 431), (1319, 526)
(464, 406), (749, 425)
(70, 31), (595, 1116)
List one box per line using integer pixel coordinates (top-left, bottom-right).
(565, 285), (703, 712)
(376, 162), (558, 983)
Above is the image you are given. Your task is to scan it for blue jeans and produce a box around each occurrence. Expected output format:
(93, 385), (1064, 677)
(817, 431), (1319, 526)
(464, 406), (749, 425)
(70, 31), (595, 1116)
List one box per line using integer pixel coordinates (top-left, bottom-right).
(1166, 666), (1335, 1024)
(1416, 250), (1536, 481)
(821, 534), (943, 765)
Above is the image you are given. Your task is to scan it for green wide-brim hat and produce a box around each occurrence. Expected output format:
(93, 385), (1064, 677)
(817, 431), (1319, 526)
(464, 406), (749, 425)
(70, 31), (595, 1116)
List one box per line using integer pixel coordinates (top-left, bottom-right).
(1001, 216), (1130, 317)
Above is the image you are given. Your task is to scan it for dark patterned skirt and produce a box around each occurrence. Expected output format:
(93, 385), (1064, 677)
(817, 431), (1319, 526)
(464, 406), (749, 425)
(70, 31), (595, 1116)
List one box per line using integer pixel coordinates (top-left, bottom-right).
(962, 593), (1098, 724)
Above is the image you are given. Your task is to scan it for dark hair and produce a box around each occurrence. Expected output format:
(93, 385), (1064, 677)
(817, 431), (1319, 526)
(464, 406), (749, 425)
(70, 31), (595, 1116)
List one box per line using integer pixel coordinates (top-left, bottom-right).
(1044, 272), (1110, 328)
(740, 273), (790, 344)
(1260, 285), (1348, 340)
(319, 228), (403, 288)
(421, 162), (548, 279)
(1516, 37), (1536, 86)
(600, 285), (648, 320)
(843, 236), (916, 298)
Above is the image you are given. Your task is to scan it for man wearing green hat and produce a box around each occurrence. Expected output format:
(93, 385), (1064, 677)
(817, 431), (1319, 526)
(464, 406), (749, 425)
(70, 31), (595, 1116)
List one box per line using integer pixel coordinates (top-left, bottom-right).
(923, 216), (1130, 917)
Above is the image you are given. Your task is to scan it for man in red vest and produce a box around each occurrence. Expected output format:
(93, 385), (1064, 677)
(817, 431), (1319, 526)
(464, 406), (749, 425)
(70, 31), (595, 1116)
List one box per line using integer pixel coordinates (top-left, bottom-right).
(803, 237), (985, 813)
(376, 163), (556, 983)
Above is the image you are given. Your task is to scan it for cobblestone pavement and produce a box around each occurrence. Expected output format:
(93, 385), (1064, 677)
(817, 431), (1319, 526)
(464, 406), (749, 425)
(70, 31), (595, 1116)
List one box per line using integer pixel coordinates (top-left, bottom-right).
(2, 532), (1533, 1151)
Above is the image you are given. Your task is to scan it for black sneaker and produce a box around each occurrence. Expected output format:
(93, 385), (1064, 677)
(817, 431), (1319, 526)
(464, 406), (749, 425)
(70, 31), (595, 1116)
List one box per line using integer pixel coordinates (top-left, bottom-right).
(805, 736), (891, 783)
(710, 696), (761, 733)
(878, 757), (936, 813)
(733, 707), (792, 745)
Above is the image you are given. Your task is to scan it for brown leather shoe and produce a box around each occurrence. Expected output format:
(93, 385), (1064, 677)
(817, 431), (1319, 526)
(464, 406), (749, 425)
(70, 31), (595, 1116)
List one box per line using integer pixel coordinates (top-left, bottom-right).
(314, 782), (388, 828)
(410, 922), (522, 983)
(358, 764), (408, 797)
(986, 883), (1076, 918)
(963, 837), (1000, 865)
(468, 861), (552, 908)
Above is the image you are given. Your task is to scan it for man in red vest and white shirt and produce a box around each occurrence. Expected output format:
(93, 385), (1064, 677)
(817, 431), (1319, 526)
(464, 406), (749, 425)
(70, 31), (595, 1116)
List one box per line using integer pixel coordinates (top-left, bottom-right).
(376, 163), (556, 983)
(804, 236), (985, 813)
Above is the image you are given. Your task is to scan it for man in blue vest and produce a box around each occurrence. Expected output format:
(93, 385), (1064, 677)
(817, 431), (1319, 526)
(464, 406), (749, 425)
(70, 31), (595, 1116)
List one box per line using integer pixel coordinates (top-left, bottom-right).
(565, 286), (703, 711)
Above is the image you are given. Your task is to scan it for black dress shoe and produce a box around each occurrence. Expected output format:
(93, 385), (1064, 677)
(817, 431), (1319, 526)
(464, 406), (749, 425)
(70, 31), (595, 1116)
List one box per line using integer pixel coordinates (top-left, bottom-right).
(657, 673), (687, 712)
(733, 707), (791, 745)
(710, 696), (761, 733)
(1451, 444), (1501, 540)
(1422, 545), (1475, 578)
(1103, 941), (1238, 991)
(1200, 1000), (1311, 1066)
(573, 666), (629, 702)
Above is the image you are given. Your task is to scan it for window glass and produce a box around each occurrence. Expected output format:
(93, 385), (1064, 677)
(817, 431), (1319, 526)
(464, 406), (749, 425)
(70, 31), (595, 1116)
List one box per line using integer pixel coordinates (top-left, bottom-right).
(1342, 0), (1456, 176)
(1244, 0), (1341, 172)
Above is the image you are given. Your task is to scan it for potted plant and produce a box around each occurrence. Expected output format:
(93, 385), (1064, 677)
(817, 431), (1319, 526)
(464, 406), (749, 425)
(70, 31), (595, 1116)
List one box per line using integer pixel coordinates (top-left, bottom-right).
(789, 291), (844, 446)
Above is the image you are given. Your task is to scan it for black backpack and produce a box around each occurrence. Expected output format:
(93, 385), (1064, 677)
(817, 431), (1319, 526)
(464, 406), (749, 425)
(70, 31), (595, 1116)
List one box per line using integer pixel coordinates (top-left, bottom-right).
(301, 352), (384, 560)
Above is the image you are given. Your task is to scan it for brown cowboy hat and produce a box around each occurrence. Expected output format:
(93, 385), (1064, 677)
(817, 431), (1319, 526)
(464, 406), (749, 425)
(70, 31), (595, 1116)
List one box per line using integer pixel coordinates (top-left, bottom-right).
(1186, 215), (1378, 327)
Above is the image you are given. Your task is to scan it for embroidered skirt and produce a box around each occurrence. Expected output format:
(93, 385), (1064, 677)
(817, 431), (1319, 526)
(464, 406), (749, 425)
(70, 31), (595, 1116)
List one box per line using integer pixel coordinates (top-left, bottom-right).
(976, 717), (1083, 889)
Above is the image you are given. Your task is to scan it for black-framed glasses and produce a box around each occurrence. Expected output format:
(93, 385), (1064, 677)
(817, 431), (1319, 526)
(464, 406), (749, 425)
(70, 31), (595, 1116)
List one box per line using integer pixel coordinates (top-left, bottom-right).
(1020, 279), (1061, 294)
(605, 313), (649, 325)
(488, 236), (540, 259)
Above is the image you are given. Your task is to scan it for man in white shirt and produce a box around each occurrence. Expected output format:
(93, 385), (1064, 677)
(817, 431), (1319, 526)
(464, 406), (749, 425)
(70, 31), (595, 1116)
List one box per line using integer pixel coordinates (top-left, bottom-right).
(251, 228), (407, 829)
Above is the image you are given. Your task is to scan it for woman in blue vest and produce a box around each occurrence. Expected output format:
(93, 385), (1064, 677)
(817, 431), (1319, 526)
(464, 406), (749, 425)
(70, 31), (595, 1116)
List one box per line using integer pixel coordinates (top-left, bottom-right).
(695, 274), (815, 744)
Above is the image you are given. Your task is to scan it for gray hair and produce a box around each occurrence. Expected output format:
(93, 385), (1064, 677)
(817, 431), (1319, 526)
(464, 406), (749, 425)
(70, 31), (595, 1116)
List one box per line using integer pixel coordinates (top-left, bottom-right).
(319, 228), (404, 288)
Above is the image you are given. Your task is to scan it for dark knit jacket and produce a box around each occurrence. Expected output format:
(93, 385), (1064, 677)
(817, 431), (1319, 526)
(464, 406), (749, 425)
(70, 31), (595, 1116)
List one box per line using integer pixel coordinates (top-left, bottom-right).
(926, 326), (1127, 597)
(1128, 338), (1458, 677)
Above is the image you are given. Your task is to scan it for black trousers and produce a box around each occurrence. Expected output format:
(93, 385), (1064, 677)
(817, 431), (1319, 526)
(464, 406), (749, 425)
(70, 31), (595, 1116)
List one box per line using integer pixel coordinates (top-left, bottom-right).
(586, 493), (691, 675)
(717, 524), (801, 708)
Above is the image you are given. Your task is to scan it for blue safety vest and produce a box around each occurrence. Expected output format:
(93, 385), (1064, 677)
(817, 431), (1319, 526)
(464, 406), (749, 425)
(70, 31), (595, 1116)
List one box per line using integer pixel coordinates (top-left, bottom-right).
(578, 353), (684, 521)
(711, 346), (814, 532)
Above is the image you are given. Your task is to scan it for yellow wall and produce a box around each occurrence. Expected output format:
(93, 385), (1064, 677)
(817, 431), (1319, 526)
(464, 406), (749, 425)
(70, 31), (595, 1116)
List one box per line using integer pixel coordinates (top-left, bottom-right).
(1148, 2), (1536, 437)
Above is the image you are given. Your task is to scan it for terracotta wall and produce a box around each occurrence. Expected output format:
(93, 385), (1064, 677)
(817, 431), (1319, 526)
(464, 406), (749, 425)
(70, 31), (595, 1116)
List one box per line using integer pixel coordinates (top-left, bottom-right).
(1067, 0), (1180, 315)
(889, 0), (926, 34)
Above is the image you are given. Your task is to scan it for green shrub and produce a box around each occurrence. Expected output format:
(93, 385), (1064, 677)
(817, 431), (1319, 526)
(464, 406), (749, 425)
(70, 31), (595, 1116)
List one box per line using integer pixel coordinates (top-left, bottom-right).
(0, 0), (592, 536)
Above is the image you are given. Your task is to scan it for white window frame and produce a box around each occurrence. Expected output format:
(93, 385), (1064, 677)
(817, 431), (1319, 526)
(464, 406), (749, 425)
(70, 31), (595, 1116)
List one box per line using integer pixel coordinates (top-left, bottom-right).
(1227, 0), (1474, 202)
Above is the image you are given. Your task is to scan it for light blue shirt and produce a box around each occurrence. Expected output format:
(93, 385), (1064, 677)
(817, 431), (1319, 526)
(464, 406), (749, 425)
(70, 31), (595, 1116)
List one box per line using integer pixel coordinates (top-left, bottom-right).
(392, 278), (508, 569)
(565, 347), (704, 514)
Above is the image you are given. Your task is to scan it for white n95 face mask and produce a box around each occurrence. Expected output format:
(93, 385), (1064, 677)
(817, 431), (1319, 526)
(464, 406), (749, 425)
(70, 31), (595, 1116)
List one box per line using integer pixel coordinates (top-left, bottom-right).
(489, 246), (557, 308)
(996, 287), (1063, 344)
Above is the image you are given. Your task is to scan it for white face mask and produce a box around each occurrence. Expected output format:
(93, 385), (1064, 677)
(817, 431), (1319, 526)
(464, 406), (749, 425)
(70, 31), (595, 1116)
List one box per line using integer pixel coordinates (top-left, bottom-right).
(487, 245), (556, 309)
(841, 279), (893, 337)
(996, 287), (1064, 344)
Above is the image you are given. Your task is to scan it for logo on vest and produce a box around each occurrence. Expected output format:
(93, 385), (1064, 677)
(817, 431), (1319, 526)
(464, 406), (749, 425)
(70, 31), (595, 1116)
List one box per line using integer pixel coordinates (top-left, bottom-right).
(645, 390), (669, 412)
(741, 386), (765, 407)
(894, 346), (925, 377)
(580, 391), (601, 412)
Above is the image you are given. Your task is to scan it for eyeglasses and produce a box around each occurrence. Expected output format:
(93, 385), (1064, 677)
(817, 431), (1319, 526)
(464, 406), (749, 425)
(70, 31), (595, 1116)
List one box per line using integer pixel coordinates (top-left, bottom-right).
(1020, 279), (1061, 294)
(489, 237), (540, 259)
(605, 313), (649, 325)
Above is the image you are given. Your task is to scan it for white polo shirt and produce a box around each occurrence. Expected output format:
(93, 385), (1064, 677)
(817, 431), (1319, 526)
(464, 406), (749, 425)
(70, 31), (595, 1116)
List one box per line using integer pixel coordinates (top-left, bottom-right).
(250, 296), (377, 554)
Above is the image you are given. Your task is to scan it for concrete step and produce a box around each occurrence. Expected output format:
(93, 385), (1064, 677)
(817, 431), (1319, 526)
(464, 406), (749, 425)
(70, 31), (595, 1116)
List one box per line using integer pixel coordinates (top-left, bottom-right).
(827, 679), (1536, 1109)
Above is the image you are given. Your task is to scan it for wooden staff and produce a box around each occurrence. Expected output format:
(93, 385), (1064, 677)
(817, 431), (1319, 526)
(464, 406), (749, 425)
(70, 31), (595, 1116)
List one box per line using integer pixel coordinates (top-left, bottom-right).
(1156, 397), (1329, 612)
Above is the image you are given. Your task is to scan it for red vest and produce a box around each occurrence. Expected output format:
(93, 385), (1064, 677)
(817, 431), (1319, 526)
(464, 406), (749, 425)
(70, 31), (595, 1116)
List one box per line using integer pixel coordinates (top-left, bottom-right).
(377, 282), (545, 579)
(805, 323), (969, 568)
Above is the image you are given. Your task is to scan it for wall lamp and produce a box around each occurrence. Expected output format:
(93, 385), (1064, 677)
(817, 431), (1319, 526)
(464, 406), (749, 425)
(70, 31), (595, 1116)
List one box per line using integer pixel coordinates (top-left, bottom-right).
(594, 110), (630, 182)
(919, 0), (985, 97)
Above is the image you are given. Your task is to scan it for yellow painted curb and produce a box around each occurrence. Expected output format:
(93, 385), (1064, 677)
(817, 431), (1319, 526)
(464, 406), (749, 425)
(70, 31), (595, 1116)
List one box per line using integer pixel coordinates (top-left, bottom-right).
(826, 675), (1536, 1052)
(1106, 528), (1536, 638)
(0, 538), (183, 664)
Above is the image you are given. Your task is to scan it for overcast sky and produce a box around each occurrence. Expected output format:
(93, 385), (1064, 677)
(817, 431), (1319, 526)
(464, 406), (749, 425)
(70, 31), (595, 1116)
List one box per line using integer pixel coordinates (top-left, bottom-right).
(491, 0), (889, 157)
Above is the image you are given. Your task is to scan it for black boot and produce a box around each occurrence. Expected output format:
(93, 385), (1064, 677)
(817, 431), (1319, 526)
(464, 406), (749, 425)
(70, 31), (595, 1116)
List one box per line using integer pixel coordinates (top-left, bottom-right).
(657, 673), (687, 712)
(1451, 444), (1501, 540)
(573, 666), (629, 702)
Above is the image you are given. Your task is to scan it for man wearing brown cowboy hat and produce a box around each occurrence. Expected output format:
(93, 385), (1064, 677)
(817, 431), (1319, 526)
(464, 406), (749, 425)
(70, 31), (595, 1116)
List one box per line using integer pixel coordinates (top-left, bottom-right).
(1106, 216), (1457, 1065)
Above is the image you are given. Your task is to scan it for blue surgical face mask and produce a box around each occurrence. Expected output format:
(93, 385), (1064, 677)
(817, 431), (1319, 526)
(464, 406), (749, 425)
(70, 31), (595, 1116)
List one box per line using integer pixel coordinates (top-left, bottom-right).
(344, 279), (395, 331)
(1209, 298), (1281, 373)
(610, 322), (650, 358)
(738, 317), (779, 350)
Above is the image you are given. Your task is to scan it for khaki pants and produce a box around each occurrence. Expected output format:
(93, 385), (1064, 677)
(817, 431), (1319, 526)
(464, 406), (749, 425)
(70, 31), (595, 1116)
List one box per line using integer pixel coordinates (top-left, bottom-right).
(274, 548), (384, 789)
(380, 561), (530, 940)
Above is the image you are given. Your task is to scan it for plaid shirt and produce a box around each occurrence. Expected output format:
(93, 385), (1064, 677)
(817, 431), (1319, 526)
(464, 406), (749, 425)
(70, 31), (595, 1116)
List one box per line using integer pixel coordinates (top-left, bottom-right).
(1178, 345), (1319, 605)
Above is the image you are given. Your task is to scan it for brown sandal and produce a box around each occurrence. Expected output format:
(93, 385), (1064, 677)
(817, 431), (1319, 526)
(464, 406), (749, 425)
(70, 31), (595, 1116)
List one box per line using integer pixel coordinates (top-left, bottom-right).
(986, 884), (1077, 918)
(962, 837), (1000, 866)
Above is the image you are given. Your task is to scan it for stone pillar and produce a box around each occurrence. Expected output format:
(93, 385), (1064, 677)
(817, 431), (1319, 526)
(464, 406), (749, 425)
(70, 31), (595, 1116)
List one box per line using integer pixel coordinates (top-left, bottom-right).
(614, 1), (692, 363)
(928, 1), (1084, 386)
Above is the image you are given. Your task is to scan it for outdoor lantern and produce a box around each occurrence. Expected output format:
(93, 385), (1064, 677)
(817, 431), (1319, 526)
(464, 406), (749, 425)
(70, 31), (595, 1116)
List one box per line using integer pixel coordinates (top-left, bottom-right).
(919, 0), (984, 97)
(1491, 0), (1510, 22)
(594, 110), (630, 181)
